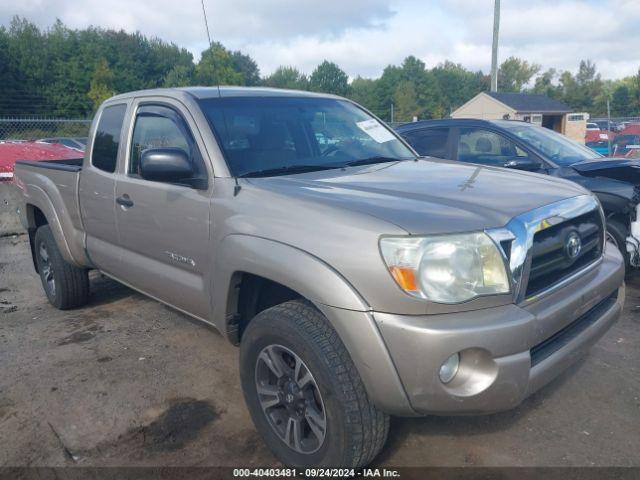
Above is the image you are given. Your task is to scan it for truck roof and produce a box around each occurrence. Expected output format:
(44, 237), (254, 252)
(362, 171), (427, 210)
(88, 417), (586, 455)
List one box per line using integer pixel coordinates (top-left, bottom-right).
(395, 118), (532, 133)
(107, 86), (341, 102)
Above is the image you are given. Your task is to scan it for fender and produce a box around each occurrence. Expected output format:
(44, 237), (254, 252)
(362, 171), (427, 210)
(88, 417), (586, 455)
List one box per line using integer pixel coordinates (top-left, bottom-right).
(212, 234), (415, 415)
(213, 234), (370, 328)
(21, 177), (89, 268)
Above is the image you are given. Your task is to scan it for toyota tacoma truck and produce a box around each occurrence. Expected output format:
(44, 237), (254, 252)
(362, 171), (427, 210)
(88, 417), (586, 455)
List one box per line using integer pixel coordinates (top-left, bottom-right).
(14, 87), (625, 467)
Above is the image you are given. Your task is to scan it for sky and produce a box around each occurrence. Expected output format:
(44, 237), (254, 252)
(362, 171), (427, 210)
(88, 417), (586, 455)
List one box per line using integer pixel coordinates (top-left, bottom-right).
(2, 0), (639, 80)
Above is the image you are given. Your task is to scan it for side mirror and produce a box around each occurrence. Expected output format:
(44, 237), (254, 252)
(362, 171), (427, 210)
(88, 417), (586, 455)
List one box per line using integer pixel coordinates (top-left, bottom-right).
(139, 148), (205, 188)
(502, 157), (542, 172)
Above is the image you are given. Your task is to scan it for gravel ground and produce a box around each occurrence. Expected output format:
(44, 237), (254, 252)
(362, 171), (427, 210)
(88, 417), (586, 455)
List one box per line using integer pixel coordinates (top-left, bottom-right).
(1, 234), (639, 467)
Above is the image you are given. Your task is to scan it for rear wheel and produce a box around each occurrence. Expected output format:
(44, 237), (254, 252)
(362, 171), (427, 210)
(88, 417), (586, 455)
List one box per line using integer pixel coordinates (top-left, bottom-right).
(240, 299), (389, 467)
(34, 225), (89, 309)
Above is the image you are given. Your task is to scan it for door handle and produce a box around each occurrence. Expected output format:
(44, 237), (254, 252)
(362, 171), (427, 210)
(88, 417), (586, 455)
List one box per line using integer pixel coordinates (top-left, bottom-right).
(116, 195), (134, 208)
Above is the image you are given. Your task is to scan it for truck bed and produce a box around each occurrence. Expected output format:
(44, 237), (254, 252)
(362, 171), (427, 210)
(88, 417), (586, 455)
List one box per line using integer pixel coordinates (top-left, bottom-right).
(13, 157), (89, 267)
(15, 157), (84, 172)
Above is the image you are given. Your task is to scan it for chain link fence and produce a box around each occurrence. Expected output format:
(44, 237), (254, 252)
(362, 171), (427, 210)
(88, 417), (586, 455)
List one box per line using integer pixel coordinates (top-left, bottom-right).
(0, 118), (92, 142)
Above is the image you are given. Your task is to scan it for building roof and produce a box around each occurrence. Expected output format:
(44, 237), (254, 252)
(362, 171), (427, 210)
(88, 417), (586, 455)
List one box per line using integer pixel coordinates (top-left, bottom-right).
(486, 92), (572, 114)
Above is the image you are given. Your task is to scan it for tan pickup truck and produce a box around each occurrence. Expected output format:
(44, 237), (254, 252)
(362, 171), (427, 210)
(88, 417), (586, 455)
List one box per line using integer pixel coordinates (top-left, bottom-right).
(13, 87), (625, 467)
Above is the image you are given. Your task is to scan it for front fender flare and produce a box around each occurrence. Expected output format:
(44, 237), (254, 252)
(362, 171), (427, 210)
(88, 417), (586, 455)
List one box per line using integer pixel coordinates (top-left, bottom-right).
(214, 234), (370, 320)
(212, 234), (415, 415)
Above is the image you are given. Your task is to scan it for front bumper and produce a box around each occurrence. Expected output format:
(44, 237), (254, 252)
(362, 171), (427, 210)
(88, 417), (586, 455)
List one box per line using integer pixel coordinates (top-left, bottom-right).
(374, 246), (625, 415)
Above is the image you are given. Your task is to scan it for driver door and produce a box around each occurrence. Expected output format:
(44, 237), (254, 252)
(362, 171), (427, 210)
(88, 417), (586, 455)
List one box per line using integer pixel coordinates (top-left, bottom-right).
(113, 100), (212, 320)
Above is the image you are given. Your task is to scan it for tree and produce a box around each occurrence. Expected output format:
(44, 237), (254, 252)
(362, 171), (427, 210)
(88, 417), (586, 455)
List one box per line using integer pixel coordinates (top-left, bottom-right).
(393, 81), (421, 122)
(195, 42), (244, 85)
(309, 61), (349, 96)
(531, 68), (560, 98)
(231, 50), (261, 86)
(163, 64), (194, 87)
(611, 84), (632, 117)
(432, 61), (488, 114)
(348, 77), (379, 114)
(87, 58), (115, 110)
(263, 66), (308, 90)
(498, 57), (540, 92)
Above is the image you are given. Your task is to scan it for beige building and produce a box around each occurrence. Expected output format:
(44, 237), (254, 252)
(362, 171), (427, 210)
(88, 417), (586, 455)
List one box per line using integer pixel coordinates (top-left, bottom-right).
(451, 92), (588, 143)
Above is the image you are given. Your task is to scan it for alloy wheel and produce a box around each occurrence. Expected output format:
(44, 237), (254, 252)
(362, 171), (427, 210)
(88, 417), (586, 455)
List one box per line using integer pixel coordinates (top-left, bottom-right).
(254, 344), (327, 454)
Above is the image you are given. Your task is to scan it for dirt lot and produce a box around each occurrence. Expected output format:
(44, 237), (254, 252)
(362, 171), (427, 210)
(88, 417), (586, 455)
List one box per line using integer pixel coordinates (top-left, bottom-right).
(1, 233), (639, 468)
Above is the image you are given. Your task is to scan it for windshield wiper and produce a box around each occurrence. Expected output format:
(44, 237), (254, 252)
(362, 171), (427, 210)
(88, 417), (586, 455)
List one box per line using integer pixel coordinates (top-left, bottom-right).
(238, 164), (340, 178)
(341, 156), (412, 168)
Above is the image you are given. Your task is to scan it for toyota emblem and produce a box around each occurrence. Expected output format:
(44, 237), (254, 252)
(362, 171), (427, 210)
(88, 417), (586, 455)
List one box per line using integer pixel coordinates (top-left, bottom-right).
(565, 231), (582, 259)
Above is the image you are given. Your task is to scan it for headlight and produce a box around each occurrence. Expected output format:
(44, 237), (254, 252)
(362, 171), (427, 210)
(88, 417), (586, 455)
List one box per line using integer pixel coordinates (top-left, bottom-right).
(380, 233), (510, 303)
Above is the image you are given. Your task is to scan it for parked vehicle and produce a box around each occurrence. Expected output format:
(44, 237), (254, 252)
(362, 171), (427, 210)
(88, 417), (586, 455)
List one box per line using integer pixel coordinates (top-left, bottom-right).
(0, 141), (83, 181)
(397, 118), (640, 270)
(37, 137), (87, 151)
(14, 88), (624, 467)
(585, 125), (613, 144)
(593, 120), (621, 132)
(611, 134), (640, 158)
(585, 140), (610, 156)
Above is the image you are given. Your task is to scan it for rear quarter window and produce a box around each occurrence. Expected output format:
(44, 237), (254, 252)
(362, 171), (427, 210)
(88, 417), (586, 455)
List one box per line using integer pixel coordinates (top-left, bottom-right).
(92, 104), (127, 173)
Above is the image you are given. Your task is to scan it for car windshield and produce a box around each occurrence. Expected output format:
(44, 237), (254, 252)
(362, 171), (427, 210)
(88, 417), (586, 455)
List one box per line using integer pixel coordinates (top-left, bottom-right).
(198, 96), (415, 177)
(504, 123), (601, 166)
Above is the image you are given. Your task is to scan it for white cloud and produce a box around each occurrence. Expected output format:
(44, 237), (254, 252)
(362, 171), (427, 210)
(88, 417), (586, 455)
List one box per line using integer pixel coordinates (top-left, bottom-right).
(1, 0), (638, 79)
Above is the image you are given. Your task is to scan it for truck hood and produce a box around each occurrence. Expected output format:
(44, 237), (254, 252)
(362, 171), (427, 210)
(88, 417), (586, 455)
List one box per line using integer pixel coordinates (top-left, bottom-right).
(572, 157), (640, 184)
(248, 159), (587, 234)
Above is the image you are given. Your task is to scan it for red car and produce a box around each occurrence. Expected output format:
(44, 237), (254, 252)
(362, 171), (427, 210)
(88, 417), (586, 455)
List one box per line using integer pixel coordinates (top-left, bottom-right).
(0, 141), (82, 181)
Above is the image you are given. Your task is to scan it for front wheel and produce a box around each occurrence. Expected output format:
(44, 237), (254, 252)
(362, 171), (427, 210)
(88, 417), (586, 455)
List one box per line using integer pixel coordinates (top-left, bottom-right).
(239, 300), (389, 467)
(34, 225), (89, 309)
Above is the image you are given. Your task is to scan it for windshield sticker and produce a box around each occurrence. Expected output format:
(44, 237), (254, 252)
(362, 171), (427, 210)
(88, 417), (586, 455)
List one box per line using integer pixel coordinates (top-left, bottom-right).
(356, 119), (396, 143)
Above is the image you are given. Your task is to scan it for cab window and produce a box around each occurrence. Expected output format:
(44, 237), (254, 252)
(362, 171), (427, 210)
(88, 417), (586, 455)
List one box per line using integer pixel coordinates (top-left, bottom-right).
(129, 105), (206, 180)
(92, 104), (127, 173)
(457, 128), (529, 166)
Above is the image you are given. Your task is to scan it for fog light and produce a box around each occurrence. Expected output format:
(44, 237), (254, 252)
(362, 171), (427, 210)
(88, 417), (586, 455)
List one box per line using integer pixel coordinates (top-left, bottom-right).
(439, 353), (460, 384)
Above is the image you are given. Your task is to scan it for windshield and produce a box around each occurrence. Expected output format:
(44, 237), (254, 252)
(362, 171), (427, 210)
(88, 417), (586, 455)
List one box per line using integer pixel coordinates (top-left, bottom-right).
(504, 123), (601, 166)
(198, 96), (415, 177)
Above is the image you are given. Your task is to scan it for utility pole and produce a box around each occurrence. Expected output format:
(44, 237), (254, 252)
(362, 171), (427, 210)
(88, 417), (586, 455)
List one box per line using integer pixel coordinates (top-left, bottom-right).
(607, 98), (612, 156)
(490, 0), (500, 92)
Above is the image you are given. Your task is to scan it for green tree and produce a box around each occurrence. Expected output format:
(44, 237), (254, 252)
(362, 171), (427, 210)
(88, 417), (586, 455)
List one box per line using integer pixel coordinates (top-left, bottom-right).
(432, 61), (488, 114)
(231, 51), (261, 86)
(393, 81), (421, 122)
(531, 68), (560, 98)
(498, 57), (540, 92)
(263, 66), (308, 90)
(87, 58), (115, 110)
(348, 77), (379, 114)
(611, 84), (632, 117)
(163, 64), (194, 87)
(195, 42), (244, 85)
(309, 61), (349, 96)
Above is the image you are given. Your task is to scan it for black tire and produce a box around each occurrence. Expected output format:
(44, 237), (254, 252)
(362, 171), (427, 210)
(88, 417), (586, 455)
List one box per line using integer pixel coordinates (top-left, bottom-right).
(606, 219), (631, 272)
(240, 299), (389, 468)
(34, 225), (89, 310)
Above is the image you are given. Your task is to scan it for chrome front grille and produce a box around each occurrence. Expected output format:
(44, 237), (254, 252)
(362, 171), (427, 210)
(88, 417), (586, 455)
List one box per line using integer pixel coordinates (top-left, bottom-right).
(487, 195), (605, 303)
(525, 210), (604, 297)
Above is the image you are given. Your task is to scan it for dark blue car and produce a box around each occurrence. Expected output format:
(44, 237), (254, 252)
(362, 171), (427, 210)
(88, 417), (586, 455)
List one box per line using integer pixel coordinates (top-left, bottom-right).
(396, 118), (640, 271)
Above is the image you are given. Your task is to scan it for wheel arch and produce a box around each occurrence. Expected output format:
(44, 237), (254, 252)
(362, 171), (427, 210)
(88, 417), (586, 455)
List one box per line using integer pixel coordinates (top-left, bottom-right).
(214, 235), (414, 415)
(215, 234), (370, 344)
